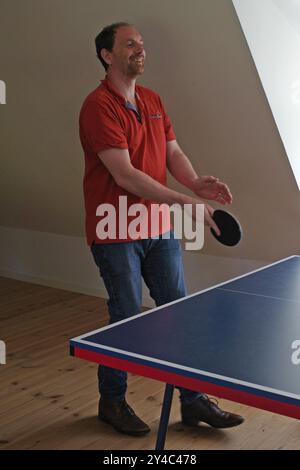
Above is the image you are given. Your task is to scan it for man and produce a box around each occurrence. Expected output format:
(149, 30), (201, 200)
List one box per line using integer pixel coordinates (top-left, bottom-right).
(79, 22), (244, 436)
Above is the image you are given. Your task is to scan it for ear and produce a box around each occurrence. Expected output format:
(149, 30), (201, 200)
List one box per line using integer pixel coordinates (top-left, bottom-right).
(100, 49), (112, 67)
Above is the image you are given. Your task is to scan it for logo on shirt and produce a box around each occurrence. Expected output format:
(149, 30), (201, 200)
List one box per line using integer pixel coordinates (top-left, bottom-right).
(149, 113), (162, 120)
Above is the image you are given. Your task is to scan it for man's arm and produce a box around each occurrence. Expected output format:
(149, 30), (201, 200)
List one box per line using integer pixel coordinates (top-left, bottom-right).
(97, 147), (220, 234)
(166, 140), (198, 190)
(166, 140), (233, 205)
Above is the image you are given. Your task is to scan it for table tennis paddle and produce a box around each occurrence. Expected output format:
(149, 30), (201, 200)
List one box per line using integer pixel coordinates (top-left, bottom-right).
(210, 209), (242, 246)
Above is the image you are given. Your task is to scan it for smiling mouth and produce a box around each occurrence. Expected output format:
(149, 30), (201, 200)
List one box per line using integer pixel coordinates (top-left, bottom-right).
(131, 57), (145, 64)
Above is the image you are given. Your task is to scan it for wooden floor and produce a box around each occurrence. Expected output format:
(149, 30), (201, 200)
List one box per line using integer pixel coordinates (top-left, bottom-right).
(0, 276), (299, 450)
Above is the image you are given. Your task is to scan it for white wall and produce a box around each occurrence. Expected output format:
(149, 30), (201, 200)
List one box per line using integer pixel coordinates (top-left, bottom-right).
(1, 0), (300, 264)
(233, 0), (300, 189)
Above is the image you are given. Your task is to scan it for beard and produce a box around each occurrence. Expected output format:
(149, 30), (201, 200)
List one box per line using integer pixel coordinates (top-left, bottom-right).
(127, 57), (145, 77)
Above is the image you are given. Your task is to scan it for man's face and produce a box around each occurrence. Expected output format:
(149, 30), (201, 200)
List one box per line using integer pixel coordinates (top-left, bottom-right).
(106, 26), (146, 78)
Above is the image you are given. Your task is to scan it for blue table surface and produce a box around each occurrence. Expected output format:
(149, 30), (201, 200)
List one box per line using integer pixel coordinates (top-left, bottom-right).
(72, 256), (300, 398)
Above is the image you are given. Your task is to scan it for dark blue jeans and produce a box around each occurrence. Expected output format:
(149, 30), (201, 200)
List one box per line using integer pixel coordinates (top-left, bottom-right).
(91, 231), (202, 404)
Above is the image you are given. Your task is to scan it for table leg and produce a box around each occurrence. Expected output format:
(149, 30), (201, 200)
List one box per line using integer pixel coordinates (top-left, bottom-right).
(155, 383), (174, 450)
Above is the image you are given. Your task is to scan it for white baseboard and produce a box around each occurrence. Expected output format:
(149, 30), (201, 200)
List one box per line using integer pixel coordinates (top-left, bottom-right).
(0, 226), (267, 308)
(0, 267), (107, 298)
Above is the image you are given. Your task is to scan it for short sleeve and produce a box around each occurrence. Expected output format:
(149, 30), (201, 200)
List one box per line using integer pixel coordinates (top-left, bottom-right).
(80, 100), (128, 153)
(157, 95), (176, 142)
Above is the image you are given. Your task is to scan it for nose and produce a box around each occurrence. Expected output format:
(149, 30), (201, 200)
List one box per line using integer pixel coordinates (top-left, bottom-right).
(136, 43), (145, 56)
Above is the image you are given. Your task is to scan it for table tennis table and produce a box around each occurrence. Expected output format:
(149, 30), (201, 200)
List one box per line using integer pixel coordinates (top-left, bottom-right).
(70, 255), (300, 449)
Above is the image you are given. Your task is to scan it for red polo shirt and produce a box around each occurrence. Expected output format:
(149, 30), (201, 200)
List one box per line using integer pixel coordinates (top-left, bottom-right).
(79, 78), (176, 245)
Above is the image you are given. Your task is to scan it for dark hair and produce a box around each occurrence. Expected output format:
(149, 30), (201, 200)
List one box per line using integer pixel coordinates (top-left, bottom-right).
(95, 22), (132, 71)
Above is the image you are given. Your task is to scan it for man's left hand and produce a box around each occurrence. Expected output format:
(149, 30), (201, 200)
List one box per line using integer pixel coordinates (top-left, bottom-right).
(191, 176), (233, 205)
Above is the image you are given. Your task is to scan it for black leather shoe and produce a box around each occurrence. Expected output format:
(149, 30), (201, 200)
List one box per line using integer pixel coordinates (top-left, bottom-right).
(181, 394), (244, 428)
(98, 397), (150, 436)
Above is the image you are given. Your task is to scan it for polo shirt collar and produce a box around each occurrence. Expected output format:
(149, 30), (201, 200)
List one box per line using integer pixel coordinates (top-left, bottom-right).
(100, 76), (143, 109)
